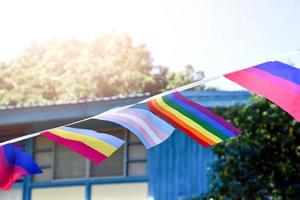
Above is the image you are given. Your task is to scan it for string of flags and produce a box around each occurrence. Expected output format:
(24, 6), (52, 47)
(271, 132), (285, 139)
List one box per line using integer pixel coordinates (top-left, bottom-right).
(1, 56), (300, 190)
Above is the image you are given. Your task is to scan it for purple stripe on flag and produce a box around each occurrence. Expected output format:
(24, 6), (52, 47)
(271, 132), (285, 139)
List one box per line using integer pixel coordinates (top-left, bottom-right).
(254, 61), (300, 85)
(168, 93), (236, 137)
(174, 92), (240, 135)
(3, 144), (42, 175)
(247, 67), (300, 94)
(225, 67), (300, 121)
(0, 144), (42, 190)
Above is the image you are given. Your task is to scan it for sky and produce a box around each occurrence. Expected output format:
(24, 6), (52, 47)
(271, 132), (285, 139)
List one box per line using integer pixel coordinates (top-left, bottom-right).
(0, 0), (300, 89)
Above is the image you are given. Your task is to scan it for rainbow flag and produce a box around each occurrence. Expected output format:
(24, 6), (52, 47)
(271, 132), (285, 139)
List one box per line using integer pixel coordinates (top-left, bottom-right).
(225, 61), (300, 121)
(0, 144), (42, 190)
(42, 126), (124, 164)
(94, 108), (175, 149)
(147, 92), (240, 147)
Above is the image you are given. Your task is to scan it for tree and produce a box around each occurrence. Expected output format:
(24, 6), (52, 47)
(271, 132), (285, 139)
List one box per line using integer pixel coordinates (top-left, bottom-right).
(166, 64), (205, 90)
(0, 34), (206, 105)
(203, 96), (300, 199)
(0, 34), (153, 104)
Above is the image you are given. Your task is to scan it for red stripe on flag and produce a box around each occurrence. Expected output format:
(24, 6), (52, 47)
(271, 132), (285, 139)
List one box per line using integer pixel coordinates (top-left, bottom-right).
(147, 100), (211, 147)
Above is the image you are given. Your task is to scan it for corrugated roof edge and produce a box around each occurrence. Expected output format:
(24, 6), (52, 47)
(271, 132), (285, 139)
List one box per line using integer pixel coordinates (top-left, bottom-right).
(0, 92), (151, 110)
(0, 90), (251, 111)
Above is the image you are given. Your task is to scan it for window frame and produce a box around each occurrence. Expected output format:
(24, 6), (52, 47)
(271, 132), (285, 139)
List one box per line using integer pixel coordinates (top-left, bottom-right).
(32, 128), (148, 183)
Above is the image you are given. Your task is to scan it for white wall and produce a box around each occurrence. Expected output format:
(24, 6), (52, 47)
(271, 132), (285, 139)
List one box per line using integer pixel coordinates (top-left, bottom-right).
(0, 188), (22, 200)
(92, 183), (148, 200)
(32, 186), (85, 200)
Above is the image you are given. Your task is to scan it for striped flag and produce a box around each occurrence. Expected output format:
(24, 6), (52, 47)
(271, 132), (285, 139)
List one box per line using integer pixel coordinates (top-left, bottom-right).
(42, 126), (124, 164)
(147, 92), (240, 147)
(93, 108), (175, 149)
(0, 144), (42, 190)
(225, 61), (300, 121)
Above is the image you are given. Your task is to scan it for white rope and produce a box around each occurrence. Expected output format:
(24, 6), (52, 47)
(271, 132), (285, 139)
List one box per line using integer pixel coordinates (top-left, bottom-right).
(1, 50), (299, 146)
(139, 75), (222, 103)
(270, 49), (300, 62)
(0, 132), (42, 146)
(0, 114), (98, 146)
(0, 75), (222, 146)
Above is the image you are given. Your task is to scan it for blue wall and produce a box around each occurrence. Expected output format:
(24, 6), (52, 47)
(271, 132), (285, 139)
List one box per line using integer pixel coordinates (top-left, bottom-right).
(148, 130), (217, 200)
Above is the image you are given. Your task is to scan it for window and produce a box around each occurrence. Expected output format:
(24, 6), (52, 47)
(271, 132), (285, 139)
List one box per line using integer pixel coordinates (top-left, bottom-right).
(89, 129), (125, 177)
(127, 134), (147, 176)
(54, 144), (86, 179)
(33, 128), (147, 182)
(33, 137), (53, 182)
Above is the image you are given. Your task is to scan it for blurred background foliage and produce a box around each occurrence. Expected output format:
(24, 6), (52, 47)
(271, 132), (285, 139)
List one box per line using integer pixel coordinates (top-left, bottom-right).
(0, 33), (205, 105)
(199, 96), (300, 199)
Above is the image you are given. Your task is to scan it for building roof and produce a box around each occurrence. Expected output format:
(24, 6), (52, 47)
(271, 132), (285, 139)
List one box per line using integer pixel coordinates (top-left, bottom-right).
(0, 91), (250, 127)
(0, 92), (151, 111)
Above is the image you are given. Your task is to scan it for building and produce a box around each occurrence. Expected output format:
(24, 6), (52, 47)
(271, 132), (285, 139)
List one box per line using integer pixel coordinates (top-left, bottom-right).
(0, 91), (250, 200)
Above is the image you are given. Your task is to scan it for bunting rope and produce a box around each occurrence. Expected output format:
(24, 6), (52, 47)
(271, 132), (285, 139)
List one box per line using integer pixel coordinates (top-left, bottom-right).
(1, 50), (300, 146)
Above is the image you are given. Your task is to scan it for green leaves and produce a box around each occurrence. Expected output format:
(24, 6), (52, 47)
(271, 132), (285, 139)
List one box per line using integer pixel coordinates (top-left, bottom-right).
(204, 96), (300, 199)
(0, 34), (206, 105)
(166, 64), (205, 91)
(0, 35), (153, 104)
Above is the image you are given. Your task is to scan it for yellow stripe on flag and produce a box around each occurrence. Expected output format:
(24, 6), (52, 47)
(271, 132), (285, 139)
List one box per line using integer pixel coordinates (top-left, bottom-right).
(49, 128), (117, 156)
(156, 97), (223, 144)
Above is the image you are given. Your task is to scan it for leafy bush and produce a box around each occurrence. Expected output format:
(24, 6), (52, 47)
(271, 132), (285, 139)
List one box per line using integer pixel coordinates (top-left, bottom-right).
(203, 96), (300, 199)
